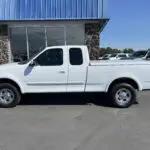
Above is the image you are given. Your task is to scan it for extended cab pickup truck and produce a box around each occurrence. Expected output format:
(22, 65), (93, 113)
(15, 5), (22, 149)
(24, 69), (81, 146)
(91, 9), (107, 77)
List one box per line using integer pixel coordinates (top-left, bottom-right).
(0, 45), (149, 108)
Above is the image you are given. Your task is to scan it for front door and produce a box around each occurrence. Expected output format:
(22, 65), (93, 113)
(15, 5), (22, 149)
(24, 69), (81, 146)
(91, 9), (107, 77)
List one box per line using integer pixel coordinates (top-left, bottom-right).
(24, 48), (68, 93)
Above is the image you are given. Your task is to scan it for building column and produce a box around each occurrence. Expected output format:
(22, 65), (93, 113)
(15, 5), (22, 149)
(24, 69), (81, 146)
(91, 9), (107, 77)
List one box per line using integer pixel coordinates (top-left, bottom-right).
(0, 25), (10, 64)
(85, 23), (101, 60)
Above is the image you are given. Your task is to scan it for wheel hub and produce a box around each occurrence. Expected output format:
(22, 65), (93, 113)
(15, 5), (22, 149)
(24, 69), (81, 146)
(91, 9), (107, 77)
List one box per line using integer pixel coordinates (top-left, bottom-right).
(115, 88), (132, 105)
(119, 92), (128, 99)
(0, 89), (14, 105)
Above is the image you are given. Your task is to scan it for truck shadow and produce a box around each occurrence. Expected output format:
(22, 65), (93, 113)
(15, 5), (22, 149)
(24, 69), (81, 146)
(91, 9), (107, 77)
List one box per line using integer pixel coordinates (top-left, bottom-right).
(20, 93), (113, 108)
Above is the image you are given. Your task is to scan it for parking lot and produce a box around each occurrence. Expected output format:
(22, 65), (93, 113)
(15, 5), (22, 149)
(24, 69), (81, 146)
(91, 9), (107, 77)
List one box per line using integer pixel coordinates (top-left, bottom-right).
(0, 92), (150, 150)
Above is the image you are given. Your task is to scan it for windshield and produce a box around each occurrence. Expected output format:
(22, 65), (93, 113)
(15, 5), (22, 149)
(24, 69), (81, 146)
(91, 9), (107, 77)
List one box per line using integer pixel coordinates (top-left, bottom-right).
(132, 51), (147, 58)
(18, 50), (42, 65)
(110, 54), (117, 57)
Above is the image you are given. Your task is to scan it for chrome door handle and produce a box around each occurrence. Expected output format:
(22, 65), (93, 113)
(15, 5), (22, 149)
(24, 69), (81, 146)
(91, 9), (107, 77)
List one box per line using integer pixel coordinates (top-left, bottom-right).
(59, 71), (66, 74)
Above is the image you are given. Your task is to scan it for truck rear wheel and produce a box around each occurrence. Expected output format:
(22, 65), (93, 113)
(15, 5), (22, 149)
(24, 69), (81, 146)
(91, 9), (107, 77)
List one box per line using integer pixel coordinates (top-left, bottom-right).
(0, 83), (21, 108)
(109, 83), (137, 108)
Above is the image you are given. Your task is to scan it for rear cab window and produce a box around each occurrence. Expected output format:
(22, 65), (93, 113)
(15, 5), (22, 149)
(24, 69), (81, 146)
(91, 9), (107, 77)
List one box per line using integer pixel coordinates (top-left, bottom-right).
(69, 48), (83, 65)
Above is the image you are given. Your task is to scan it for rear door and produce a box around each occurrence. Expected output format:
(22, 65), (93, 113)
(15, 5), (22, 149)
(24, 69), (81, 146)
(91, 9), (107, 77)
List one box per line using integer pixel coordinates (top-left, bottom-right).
(67, 47), (87, 92)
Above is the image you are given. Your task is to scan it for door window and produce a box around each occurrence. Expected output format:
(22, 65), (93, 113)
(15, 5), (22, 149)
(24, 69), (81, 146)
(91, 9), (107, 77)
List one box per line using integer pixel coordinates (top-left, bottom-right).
(69, 48), (83, 65)
(35, 49), (63, 66)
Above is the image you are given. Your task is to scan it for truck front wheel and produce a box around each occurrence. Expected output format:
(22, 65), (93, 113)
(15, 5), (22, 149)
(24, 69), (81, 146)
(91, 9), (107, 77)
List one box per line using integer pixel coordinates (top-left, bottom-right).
(109, 83), (137, 108)
(0, 83), (21, 108)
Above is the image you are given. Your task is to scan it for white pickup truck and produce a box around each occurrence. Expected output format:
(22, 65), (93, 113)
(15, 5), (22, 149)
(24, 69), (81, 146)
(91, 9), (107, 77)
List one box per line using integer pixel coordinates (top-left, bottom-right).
(0, 45), (149, 108)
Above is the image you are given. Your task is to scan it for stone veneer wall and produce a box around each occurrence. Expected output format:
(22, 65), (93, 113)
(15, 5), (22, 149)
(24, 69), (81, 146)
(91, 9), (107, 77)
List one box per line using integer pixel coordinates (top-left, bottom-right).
(85, 23), (101, 60)
(0, 25), (9, 64)
(0, 36), (9, 64)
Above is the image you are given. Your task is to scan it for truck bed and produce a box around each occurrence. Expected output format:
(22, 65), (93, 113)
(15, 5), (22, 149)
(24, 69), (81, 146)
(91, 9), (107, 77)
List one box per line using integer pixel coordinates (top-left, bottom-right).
(86, 59), (150, 92)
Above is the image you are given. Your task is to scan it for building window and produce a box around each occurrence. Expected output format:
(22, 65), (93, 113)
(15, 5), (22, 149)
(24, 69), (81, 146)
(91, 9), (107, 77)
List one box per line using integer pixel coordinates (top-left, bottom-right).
(9, 27), (27, 62)
(47, 27), (65, 46)
(28, 27), (45, 58)
(66, 24), (85, 45)
(9, 24), (84, 62)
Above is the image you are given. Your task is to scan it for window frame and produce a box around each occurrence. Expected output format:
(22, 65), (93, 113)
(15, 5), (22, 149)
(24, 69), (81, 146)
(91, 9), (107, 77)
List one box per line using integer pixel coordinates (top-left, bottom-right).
(69, 48), (83, 66)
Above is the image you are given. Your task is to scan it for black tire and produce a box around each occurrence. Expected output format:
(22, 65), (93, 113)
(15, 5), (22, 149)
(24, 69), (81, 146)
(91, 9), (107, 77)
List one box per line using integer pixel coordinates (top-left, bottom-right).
(109, 83), (137, 108)
(0, 83), (21, 108)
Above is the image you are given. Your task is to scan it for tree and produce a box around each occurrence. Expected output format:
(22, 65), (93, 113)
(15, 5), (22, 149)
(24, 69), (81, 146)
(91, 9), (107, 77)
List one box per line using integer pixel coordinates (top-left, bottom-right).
(123, 48), (134, 54)
(113, 48), (121, 54)
(99, 47), (135, 57)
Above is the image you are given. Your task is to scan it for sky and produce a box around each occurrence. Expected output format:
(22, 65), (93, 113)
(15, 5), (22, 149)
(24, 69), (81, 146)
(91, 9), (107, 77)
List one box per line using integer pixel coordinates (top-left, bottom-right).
(101, 0), (150, 50)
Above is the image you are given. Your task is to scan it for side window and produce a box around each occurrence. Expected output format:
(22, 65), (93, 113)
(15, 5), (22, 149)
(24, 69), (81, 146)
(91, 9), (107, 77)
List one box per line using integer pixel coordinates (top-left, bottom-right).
(118, 55), (127, 58)
(36, 48), (63, 66)
(69, 48), (83, 65)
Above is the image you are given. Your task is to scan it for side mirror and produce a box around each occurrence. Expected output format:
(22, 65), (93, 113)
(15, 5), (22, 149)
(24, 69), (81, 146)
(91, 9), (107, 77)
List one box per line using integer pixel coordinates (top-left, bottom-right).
(29, 60), (37, 67)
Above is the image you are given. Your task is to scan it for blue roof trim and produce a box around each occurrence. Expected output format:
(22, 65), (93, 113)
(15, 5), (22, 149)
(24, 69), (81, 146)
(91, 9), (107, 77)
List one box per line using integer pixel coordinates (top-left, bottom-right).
(0, 0), (108, 21)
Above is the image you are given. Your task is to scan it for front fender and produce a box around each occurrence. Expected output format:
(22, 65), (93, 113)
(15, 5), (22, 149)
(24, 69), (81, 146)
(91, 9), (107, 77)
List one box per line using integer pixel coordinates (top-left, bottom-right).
(0, 74), (25, 94)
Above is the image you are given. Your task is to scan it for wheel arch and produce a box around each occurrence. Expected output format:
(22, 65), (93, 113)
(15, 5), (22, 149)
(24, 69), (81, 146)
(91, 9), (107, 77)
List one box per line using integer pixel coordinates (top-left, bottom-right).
(107, 77), (141, 92)
(0, 78), (23, 94)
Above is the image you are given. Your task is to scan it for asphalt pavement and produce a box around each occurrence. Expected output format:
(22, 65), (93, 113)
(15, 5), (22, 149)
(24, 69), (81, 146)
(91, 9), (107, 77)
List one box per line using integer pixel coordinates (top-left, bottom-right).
(0, 92), (150, 150)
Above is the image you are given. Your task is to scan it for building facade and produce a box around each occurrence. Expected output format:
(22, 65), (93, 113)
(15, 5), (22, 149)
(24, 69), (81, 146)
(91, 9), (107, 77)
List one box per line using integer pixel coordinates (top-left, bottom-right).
(0, 0), (108, 63)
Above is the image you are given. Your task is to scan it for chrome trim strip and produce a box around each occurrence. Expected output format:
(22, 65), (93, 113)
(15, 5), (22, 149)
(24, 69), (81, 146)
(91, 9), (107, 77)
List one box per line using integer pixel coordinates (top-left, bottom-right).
(27, 82), (67, 86)
(27, 82), (85, 86)
(27, 82), (104, 86)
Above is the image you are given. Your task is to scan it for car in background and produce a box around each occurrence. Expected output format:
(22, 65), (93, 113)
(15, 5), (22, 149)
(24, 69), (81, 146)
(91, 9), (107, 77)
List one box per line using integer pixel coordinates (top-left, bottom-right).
(99, 54), (112, 60)
(109, 53), (129, 60)
(131, 50), (150, 60)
